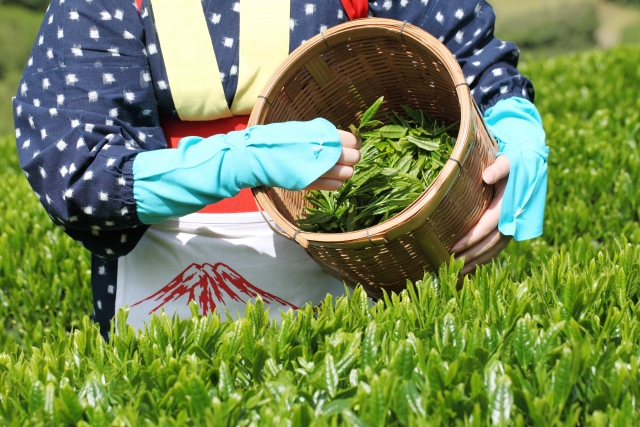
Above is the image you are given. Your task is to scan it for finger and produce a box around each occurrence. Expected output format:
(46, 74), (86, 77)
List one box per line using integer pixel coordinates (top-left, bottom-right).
(336, 147), (361, 166)
(337, 130), (362, 149)
(460, 239), (511, 276)
(455, 228), (504, 262)
(451, 192), (502, 252)
(304, 178), (343, 191)
(451, 203), (500, 252)
(459, 233), (512, 276)
(482, 155), (510, 185)
(319, 164), (354, 181)
(451, 173), (508, 252)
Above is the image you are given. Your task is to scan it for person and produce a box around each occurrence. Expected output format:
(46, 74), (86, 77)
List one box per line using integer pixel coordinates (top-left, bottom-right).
(13, 0), (547, 339)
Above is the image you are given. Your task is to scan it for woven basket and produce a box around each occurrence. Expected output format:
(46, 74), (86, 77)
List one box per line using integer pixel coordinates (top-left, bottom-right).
(248, 18), (497, 297)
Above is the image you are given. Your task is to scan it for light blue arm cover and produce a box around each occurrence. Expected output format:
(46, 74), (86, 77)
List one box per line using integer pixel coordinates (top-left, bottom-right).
(132, 118), (341, 224)
(484, 97), (549, 241)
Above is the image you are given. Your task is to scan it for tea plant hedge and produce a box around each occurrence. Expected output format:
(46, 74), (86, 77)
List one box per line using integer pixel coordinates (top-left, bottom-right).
(1, 45), (640, 425)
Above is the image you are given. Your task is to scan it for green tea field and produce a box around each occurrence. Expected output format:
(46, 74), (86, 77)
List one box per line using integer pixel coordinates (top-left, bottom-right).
(1, 45), (640, 425)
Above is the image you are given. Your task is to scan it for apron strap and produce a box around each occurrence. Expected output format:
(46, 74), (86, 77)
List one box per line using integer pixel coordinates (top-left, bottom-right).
(149, 0), (290, 120)
(230, 0), (291, 115)
(150, 0), (232, 121)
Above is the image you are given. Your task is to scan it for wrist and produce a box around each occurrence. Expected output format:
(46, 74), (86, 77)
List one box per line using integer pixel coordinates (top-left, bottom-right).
(484, 97), (546, 155)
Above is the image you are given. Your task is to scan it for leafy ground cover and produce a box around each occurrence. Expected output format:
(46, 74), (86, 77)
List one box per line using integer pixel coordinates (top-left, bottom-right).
(0, 4), (43, 135)
(1, 45), (640, 425)
(492, 0), (599, 58)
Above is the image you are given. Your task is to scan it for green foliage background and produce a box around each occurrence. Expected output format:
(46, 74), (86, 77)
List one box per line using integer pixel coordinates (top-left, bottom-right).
(492, 0), (599, 58)
(0, 5), (43, 136)
(1, 41), (640, 424)
(0, 0), (48, 10)
(611, 0), (640, 5)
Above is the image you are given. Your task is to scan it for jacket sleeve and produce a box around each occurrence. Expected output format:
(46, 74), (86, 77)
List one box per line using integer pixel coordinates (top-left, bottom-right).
(370, 0), (534, 112)
(13, 0), (165, 259)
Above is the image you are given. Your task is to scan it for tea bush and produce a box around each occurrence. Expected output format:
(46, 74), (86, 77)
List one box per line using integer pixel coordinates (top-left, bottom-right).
(0, 4), (43, 135)
(1, 45), (640, 425)
(492, 0), (598, 57)
(0, 0), (48, 11)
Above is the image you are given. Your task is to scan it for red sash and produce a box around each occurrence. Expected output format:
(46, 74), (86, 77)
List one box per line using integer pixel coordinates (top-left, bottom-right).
(341, 0), (369, 20)
(160, 116), (258, 214)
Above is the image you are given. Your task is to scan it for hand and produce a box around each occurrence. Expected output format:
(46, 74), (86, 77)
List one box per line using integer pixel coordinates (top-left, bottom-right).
(304, 130), (362, 190)
(451, 155), (512, 276)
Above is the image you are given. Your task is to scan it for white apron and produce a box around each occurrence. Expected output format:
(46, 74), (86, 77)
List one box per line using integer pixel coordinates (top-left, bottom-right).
(116, 212), (345, 330)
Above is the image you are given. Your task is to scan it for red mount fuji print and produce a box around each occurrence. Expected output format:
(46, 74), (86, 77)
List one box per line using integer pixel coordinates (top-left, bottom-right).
(131, 262), (298, 315)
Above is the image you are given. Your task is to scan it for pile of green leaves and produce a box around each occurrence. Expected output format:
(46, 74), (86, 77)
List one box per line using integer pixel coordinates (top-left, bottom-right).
(299, 97), (456, 233)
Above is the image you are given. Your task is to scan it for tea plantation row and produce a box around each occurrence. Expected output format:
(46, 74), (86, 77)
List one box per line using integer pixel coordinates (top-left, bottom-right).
(1, 45), (640, 425)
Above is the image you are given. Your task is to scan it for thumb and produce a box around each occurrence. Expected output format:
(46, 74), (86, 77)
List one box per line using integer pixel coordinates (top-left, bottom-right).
(482, 155), (511, 184)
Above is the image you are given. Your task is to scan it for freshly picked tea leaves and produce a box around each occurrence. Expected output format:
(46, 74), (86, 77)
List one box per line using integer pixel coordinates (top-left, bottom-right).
(299, 97), (457, 233)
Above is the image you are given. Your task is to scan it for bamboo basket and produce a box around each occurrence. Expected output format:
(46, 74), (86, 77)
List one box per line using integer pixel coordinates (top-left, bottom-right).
(248, 18), (497, 297)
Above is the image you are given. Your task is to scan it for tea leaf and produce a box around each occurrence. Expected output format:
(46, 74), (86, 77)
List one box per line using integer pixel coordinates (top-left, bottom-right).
(359, 97), (384, 130)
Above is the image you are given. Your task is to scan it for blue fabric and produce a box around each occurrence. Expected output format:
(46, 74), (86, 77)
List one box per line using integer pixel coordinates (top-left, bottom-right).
(484, 97), (548, 241)
(133, 118), (341, 224)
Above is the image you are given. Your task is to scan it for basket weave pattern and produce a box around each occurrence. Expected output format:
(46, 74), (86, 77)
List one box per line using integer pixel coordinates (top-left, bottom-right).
(249, 19), (497, 297)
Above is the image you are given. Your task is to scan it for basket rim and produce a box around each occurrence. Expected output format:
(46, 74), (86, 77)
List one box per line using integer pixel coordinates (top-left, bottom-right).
(249, 18), (480, 248)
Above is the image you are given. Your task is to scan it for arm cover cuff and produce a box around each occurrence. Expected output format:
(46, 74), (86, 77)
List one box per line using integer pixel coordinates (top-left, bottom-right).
(484, 97), (549, 241)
